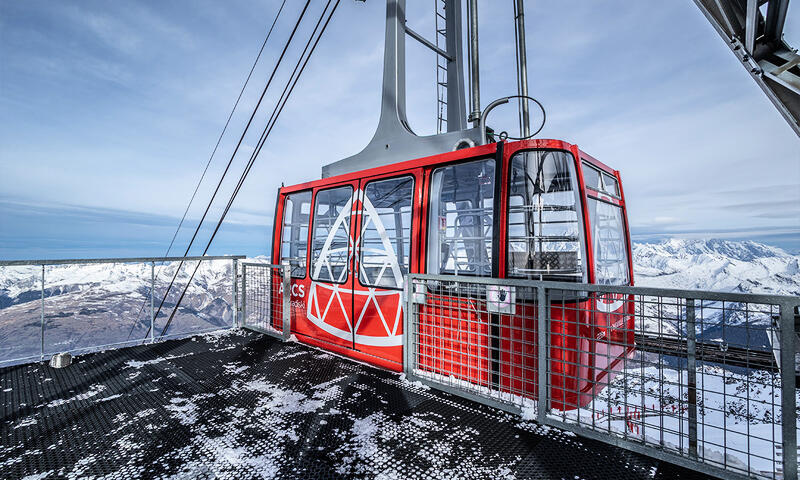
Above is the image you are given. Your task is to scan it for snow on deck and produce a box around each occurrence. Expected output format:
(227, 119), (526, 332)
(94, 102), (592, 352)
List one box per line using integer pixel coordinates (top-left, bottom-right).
(0, 330), (705, 479)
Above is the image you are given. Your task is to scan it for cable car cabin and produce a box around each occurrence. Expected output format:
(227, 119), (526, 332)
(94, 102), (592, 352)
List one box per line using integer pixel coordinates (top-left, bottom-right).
(271, 139), (635, 410)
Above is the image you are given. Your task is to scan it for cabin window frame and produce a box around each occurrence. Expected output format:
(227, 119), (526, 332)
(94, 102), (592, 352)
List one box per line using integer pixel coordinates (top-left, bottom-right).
(309, 184), (355, 285)
(504, 148), (588, 283)
(358, 174), (416, 290)
(426, 156), (497, 277)
(280, 190), (312, 279)
(586, 194), (630, 285)
(582, 162), (621, 199)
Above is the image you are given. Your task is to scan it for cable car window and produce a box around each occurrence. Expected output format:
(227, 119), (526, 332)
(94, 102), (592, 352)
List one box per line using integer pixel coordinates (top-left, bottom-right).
(508, 150), (584, 281)
(601, 172), (620, 197)
(428, 158), (495, 276)
(581, 163), (603, 191)
(280, 191), (312, 278)
(587, 198), (629, 285)
(359, 176), (414, 289)
(311, 186), (353, 283)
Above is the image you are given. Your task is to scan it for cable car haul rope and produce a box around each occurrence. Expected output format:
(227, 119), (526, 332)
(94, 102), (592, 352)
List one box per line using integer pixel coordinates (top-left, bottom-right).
(141, 0), (342, 340)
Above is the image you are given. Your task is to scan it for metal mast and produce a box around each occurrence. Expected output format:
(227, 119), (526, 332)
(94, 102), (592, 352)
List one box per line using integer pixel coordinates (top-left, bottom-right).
(467, 0), (481, 128)
(322, 0), (482, 178)
(513, 0), (530, 137)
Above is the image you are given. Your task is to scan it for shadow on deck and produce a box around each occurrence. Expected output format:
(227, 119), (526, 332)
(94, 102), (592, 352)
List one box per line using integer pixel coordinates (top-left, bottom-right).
(0, 330), (709, 479)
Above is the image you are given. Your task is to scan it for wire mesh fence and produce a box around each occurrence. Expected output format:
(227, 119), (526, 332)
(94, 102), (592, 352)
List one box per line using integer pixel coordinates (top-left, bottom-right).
(0, 256), (243, 367)
(404, 273), (799, 480)
(240, 263), (290, 340)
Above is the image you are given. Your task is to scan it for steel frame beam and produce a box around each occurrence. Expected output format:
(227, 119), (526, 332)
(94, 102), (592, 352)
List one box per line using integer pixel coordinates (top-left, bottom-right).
(693, 0), (800, 136)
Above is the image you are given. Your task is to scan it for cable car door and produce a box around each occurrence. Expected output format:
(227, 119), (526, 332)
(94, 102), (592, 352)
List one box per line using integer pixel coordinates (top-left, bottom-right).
(303, 181), (359, 350)
(351, 171), (420, 369)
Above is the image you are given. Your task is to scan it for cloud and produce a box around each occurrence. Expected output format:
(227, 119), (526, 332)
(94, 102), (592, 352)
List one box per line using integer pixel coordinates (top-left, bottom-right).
(1, 0), (798, 259)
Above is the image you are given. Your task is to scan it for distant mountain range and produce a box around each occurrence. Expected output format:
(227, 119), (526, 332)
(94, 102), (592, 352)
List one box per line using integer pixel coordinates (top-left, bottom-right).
(633, 238), (800, 297)
(0, 259), (236, 364)
(0, 239), (797, 365)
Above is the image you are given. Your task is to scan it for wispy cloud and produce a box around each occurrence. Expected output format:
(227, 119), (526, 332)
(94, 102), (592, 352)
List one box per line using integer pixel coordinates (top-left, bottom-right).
(1, 0), (798, 259)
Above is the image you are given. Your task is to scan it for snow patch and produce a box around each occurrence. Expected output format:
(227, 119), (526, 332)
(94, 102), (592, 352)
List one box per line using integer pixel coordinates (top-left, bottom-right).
(46, 384), (106, 407)
(20, 472), (52, 480)
(14, 416), (37, 429)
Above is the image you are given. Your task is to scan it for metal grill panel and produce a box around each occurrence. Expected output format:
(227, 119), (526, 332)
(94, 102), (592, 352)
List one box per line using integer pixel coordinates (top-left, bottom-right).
(241, 263), (291, 340)
(405, 274), (799, 480)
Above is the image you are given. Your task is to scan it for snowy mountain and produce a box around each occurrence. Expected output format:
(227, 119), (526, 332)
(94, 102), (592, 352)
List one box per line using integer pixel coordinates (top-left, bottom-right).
(628, 238), (800, 349)
(0, 240), (798, 366)
(633, 238), (800, 297)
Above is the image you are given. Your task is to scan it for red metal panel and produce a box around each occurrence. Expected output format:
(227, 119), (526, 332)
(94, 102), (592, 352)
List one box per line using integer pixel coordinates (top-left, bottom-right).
(417, 296), (491, 386)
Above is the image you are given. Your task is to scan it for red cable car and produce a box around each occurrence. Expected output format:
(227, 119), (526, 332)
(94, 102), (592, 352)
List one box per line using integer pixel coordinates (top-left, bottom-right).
(268, 0), (635, 410)
(271, 138), (635, 409)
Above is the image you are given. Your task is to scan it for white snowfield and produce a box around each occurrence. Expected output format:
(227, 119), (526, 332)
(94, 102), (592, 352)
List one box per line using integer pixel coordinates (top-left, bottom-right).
(633, 238), (800, 297)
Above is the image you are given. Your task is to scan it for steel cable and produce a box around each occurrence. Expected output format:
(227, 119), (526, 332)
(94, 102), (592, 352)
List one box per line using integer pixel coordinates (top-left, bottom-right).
(127, 0), (288, 340)
(142, 0), (313, 340)
(158, 0), (342, 339)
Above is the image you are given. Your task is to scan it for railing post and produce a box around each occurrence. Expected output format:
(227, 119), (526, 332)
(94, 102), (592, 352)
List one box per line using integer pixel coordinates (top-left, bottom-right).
(241, 263), (247, 328)
(403, 276), (415, 378)
(150, 261), (155, 344)
(536, 285), (548, 424)
(232, 259), (238, 329)
(40, 264), (45, 362)
(686, 298), (698, 459)
(282, 264), (291, 340)
(780, 301), (798, 480)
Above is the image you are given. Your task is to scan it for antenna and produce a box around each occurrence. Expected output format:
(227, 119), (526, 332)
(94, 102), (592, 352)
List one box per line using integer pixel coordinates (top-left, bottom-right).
(322, 0), (483, 178)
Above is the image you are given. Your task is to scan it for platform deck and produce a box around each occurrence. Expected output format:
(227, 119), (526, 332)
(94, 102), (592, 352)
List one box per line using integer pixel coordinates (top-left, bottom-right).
(1, 330), (709, 479)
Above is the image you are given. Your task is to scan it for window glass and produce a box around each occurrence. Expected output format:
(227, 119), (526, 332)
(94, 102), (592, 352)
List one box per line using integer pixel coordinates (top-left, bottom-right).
(428, 159), (495, 276)
(587, 198), (629, 285)
(311, 186), (353, 283)
(280, 191), (312, 278)
(581, 163), (602, 191)
(602, 172), (620, 197)
(508, 150), (584, 281)
(360, 176), (414, 289)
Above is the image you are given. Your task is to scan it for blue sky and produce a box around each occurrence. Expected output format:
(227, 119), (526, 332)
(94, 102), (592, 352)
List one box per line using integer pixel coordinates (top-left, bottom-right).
(1, 0), (798, 259)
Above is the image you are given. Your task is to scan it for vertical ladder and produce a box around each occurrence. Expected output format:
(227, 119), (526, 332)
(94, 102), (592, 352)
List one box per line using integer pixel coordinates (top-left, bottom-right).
(435, 0), (448, 134)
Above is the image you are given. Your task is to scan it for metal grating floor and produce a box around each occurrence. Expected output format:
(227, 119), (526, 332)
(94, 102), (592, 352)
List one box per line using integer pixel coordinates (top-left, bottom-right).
(0, 330), (710, 479)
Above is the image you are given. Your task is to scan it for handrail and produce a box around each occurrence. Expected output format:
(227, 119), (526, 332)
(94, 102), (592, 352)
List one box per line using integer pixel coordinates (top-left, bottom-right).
(408, 272), (800, 306)
(0, 255), (247, 267)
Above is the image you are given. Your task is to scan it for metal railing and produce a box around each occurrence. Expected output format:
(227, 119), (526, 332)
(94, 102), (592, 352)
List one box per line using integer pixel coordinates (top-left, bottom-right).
(240, 263), (291, 340)
(0, 255), (245, 367)
(404, 273), (800, 480)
